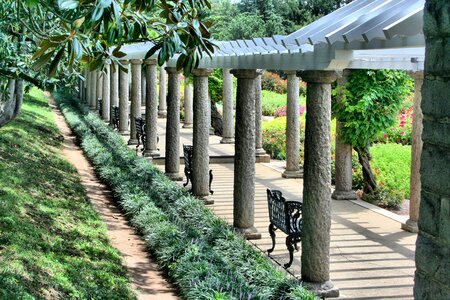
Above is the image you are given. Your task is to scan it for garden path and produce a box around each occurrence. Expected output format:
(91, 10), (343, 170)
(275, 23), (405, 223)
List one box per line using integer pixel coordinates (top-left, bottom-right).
(139, 117), (417, 300)
(49, 95), (179, 300)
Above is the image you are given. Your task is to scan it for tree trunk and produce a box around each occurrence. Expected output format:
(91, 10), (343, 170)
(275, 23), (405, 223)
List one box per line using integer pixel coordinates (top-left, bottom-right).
(211, 100), (223, 136)
(0, 79), (23, 128)
(354, 146), (378, 195)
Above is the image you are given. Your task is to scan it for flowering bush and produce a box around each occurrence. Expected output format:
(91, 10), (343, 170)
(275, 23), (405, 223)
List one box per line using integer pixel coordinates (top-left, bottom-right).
(377, 94), (413, 145)
(261, 72), (287, 94)
(262, 117), (305, 161)
(274, 105), (306, 118)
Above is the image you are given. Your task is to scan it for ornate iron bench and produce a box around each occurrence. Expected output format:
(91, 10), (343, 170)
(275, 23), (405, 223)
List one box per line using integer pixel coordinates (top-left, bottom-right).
(134, 117), (146, 155)
(266, 188), (303, 269)
(112, 106), (120, 130)
(183, 144), (213, 194)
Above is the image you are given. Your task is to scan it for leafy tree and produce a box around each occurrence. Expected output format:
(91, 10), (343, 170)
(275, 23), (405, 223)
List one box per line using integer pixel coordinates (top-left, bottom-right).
(0, 0), (214, 128)
(332, 70), (413, 195)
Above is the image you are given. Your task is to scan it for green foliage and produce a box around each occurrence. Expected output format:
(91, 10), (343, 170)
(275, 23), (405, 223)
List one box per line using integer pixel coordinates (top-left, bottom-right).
(262, 117), (305, 161)
(370, 143), (411, 202)
(0, 88), (135, 299)
(209, 74), (223, 103)
(261, 90), (286, 116)
(261, 71), (287, 94)
(332, 70), (413, 149)
(55, 91), (317, 300)
(209, 0), (354, 40)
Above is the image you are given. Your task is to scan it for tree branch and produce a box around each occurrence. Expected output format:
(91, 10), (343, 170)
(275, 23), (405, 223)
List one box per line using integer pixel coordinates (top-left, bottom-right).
(0, 68), (45, 90)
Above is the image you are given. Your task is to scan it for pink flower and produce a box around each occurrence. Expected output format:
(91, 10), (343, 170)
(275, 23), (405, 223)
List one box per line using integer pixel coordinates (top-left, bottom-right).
(401, 131), (405, 135)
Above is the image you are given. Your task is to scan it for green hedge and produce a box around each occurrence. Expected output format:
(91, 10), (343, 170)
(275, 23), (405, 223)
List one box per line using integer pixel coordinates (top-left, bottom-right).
(54, 92), (316, 300)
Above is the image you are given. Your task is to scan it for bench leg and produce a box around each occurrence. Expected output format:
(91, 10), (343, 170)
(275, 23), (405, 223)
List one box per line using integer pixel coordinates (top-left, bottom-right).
(183, 167), (190, 187)
(209, 170), (214, 194)
(267, 223), (276, 254)
(284, 234), (295, 269)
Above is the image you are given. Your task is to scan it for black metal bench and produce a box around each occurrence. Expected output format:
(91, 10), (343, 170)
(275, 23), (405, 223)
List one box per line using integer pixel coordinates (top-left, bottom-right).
(112, 106), (120, 130)
(134, 117), (146, 155)
(183, 144), (213, 194)
(266, 188), (303, 269)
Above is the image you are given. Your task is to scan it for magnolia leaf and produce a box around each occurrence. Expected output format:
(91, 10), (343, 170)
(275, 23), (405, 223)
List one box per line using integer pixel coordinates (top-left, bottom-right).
(58, 0), (79, 10)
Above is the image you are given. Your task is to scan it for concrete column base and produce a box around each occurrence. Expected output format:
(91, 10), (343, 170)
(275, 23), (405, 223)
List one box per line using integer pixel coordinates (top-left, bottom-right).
(235, 226), (261, 240)
(127, 139), (139, 145)
(158, 110), (167, 118)
(282, 169), (303, 179)
(182, 123), (193, 128)
(256, 154), (271, 163)
(331, 190), (358, 200)
(220, 137), (235, 144)
(303, 280), (339, 299)
(165, 172), (183, 181)
(197, 195), (214, 205)
(143, 149), (160, 158)
(119, 130), (129, 136)
(401, 219), (418, 233)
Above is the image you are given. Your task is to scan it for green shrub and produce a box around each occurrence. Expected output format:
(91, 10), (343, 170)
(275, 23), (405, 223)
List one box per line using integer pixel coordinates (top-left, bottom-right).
(209, 75), (223, 104)
(55, 92), (316, 300)
(262, 90), (286, 116)
(262, 117), (305, 161)
(370, 143), (411, 205)
(261, 72), (287, 94)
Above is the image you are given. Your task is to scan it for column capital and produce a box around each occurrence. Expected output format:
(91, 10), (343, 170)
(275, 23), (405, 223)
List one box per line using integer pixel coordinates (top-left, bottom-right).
(297, 70), (341, 84)
(285, 70), (298, 76)
(143, 59), (157, 65)
(192, 68), (213, 77)
(120, 60), (130, 65)
(165, 67), (182, 74)
(130, 59), (143, 65)
(231, 69), (263, 79)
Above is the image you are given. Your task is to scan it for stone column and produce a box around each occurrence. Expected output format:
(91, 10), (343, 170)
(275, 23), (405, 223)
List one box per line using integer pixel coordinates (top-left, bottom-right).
(79, 76), (84, 102)
(85, 70), (91, 105)
(283, 71), (303, 178)
(101, 64), (110, 122)
(221, 68), (235, 144)
(118, 60), (130, 135)
(254, 72), (269, 162)
(191, 69), (213, 201)
(183, 78), (194, 128)
(298, 70), (339, 298)
(143, 59), (160, 158)
(402, 72), (424, 233)
(231, 69), (262, 240)
(96, 70), (103, 110)
(141, 68), (146, 106)
(128, 59), (142, 145)
(415, 2), (450, 297)
(158, 63), (167, 117)
(89, 71), (97, 110)
(165, 67), (182, 181)
(110, 63), (119, 125)
(332, 71), (357, 200)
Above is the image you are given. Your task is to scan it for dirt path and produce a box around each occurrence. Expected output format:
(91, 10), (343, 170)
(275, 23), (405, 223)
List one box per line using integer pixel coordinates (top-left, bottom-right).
(47, 93), (179, 300)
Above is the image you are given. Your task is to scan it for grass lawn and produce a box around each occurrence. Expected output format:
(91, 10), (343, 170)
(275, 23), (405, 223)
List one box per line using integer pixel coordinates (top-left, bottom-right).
(0, 89), (135, 299)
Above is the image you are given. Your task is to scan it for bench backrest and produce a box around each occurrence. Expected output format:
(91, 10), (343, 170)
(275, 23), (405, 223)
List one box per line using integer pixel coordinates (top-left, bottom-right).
(135, 117), (145, 137)
(183, 145), (193, 170)
(267, 189), (302, 234)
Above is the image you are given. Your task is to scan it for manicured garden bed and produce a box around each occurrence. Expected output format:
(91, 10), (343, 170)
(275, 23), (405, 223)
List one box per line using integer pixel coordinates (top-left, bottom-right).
(55, 91), (317, 300)
(0, 89), (135, 299)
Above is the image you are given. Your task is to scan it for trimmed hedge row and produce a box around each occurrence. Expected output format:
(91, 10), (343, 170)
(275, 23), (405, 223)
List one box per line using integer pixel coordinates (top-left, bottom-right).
(54, 92), (316, 300)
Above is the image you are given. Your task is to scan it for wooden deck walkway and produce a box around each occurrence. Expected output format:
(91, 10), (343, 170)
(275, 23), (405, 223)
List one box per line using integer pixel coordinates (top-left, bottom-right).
(128, 117), (417, 299)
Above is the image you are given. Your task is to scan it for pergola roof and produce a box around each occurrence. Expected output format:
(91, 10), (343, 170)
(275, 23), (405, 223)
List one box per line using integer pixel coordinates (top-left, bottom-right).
(120, 0), (425, 72)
